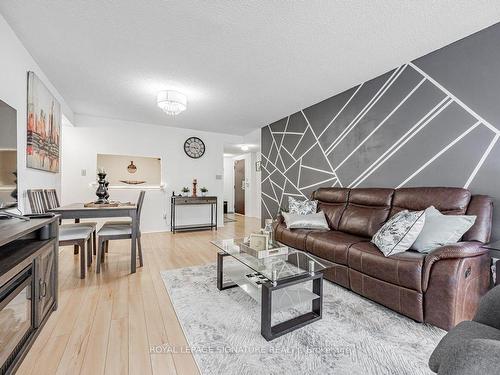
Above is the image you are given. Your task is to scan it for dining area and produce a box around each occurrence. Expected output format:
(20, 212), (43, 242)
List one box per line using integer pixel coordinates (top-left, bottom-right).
(27, 188), (146, 278)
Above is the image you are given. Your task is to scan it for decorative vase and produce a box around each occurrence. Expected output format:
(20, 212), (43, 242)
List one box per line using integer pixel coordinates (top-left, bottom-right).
(95, 172), (109, 204)
(182, 191), (188, 197)
(201, 191), (207, 197)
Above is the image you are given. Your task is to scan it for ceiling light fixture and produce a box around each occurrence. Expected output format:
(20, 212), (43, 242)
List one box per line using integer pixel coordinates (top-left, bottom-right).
(157, 90), (187, 115)
(240, 145), (249, 151)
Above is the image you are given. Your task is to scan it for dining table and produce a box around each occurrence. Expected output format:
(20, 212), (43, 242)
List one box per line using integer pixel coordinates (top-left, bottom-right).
(49, 202), (139, 273)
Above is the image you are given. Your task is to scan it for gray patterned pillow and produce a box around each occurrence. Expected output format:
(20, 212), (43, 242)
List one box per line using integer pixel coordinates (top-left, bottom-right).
(288, 197), (317, 215)
(371, 210), (426, 257)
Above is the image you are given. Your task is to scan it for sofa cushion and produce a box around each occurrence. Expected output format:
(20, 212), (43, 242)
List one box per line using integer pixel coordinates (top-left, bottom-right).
(428, 320), (500, 373)
(338, 188), (393, 237)
(390, 187), (471, 218)
(274, 223), (311, 250)
(306, 231), (368, 265)
(348, 241), (426, 292)
(312, 188), (349, 230)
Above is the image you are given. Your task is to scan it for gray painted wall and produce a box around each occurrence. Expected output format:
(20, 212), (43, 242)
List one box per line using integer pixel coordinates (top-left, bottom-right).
(261, 22), (500, 242)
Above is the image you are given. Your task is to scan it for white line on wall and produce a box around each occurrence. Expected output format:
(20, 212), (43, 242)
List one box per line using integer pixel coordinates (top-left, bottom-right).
(261, 196), (273, 219)
(464, 133), (500, 188)
(301, 110), (341, 186)
(396, 120), (481, 188)
(409, 62), (500, 135)
(272, 131), (303, 135)
(317, 83), (364, 140)
(300, 164), (336, 175)
(260, 154), (307, 199)
(262, 191), (279, 203)
(333, 77), (427, 171)
(350, 97), (452, 187)
(277, 116), (290, 155)
(325, 64), (408, 155)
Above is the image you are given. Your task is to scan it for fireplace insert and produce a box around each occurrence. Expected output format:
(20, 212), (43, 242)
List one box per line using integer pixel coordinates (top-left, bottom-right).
(0, 266), (34, 374)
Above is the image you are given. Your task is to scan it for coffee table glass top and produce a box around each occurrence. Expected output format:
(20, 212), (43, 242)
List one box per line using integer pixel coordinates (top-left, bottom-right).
(211, 238), (334, 282)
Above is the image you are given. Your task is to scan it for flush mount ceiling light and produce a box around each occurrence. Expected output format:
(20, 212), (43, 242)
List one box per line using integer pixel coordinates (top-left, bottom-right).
(240, 145), (249, 151)
(157, 90), (187, 115)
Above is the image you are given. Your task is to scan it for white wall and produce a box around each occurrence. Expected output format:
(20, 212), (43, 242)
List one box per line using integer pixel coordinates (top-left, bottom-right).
(223, 157), (234, 213)
(0, 14), (74, 212)
(62, 115), (241, 232)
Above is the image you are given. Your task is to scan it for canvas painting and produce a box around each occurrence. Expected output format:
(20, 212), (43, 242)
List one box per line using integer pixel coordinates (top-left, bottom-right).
(26, 71), (61, 172)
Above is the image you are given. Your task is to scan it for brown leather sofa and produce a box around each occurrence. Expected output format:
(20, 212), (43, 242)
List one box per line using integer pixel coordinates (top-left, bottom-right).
(274, 187), (493, 331)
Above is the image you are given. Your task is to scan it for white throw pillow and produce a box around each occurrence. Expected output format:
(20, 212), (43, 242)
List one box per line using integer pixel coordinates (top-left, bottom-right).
(371, 210), (426, 257)
(287, 211), (329, 230)
(288, 196), (318, 215)
(411, 206), (476, 253)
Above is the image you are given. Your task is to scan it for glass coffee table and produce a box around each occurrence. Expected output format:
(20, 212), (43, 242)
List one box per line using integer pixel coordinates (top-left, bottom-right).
(211, 238), (334, 341)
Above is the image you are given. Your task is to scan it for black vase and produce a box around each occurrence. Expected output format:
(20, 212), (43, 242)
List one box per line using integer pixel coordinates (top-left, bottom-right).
(95, 172), (109, 204)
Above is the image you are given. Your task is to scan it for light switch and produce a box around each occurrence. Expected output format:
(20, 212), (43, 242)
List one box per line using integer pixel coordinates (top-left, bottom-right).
(81, 169), (87, 176)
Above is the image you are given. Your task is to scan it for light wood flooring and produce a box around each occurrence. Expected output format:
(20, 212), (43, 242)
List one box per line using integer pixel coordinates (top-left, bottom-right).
(17, 215), (260, 375)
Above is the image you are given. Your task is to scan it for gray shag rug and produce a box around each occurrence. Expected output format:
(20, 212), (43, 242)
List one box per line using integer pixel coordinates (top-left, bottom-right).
(161, 263), (445, 375)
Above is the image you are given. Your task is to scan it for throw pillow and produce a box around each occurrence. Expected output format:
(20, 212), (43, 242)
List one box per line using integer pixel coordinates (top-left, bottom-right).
(288, 196), (317, 215)
(371, 210), (426, 257)
(287, 211), (329, 230)
(411, 206), (476, 253)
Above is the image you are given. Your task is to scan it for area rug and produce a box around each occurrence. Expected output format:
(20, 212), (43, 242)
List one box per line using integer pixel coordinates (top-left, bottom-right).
(160, 264), (445, 375)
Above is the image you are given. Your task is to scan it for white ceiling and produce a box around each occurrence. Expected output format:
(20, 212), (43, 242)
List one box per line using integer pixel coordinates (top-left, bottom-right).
(2, 1), (500, 135)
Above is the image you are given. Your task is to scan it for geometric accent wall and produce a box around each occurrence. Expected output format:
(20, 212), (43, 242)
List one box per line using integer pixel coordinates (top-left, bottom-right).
(261, 22), (500, 241)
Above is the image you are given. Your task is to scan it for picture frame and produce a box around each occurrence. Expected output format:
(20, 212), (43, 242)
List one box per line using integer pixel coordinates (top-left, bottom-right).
(249, 233), (268, 251)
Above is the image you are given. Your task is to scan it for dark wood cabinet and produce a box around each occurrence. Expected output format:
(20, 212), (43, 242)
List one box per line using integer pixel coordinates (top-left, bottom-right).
(36, 243), (57, 327)
(0, 217), (59, 374)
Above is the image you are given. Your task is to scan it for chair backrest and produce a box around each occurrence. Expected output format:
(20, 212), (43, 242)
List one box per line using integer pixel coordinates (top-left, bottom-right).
(44, 189), (60, 210)
(136, 191), (146, 227)
(27, 189), (48, 213)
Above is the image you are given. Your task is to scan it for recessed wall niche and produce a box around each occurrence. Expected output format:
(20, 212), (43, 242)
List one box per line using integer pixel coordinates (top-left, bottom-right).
(96, 153), (161, 187)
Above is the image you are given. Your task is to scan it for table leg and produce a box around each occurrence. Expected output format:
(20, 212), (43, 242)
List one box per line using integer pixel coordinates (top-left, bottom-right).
(130, 211), (137, 274)
(217, 252), (237, 290)
(74, 218), (80, 254)
(496, 260), (499, 286)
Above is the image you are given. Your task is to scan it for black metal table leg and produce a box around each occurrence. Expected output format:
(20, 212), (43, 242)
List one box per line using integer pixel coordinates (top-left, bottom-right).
(261, 273), (323, 341)
(217, 252), (238, 290)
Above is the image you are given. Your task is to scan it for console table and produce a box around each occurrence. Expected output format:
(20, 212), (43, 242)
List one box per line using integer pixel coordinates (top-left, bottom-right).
(170, 196), (218, 233)
(0, 217), (59, 374)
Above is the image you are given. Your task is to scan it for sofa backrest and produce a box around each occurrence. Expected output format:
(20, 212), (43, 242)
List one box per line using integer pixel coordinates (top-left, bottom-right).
(311, 187), (493, 243)
(312, 188), (349, 230)
(337, 188), (394, 238)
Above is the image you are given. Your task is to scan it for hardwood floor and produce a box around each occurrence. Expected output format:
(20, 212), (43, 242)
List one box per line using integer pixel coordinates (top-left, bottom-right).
(17, 215), (260, 375)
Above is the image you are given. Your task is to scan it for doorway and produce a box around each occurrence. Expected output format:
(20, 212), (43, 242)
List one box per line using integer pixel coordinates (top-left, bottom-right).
(234, 159), (245, 215)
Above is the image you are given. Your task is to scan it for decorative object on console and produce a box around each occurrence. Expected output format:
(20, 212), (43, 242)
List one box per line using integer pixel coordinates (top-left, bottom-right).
(26, 71), (61, 173)
(184, 137), (205, 159)
(288, 196), (317, 215)
(192, 178), (198, 197)
(287, 211), (329, 230)
(200, 186), (208, 197)
(411, 206), (476, 253)
(95, 170), (109, 204)
(371, 209), (426, 256)
(181, 187), (190, 197)
(127, 160), (137, 173)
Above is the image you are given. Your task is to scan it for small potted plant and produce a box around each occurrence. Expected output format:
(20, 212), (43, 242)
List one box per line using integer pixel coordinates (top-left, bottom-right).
(200, 187), (208, 197)
(181, 187), (190, 197)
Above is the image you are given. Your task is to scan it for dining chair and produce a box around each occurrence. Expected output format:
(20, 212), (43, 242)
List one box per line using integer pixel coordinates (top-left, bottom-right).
(27, 189), (48, 213)
(28, 189), (96, 278)
(96, 191), (145, 273)
(43, 189), (98, 256)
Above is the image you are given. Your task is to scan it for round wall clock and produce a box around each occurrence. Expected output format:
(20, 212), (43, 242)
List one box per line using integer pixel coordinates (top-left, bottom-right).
(184, 137), (205, 159)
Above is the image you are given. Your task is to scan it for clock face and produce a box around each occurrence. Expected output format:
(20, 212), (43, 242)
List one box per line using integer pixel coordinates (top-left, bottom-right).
(184, 137), (205, 159)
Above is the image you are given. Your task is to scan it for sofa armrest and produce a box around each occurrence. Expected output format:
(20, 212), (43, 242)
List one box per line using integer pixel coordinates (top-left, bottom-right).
(436, 338), (500, 375)
(474, 285), (500, 330)
(422, 242), (489, 291)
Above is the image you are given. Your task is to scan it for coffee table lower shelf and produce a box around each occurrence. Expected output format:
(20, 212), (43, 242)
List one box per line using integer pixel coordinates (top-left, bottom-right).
(216, 251), (324, 341)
